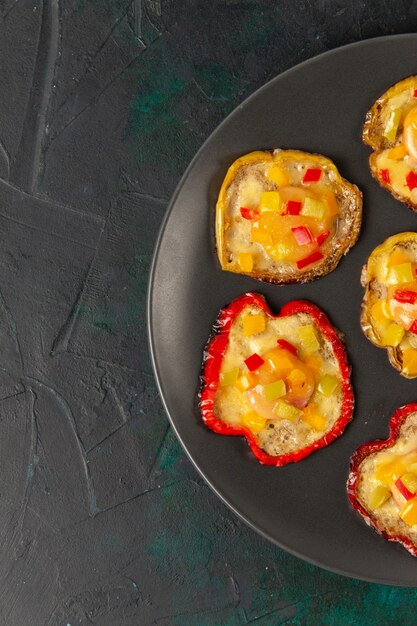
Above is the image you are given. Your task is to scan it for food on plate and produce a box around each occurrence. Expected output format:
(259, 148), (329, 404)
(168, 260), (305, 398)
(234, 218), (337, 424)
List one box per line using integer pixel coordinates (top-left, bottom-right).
(363, 76), (417, 210)
(200, 292), (354, 465)
(361, 232), (417, 378)
(215, 149), (362, 284)
(348, 403), (417, 556)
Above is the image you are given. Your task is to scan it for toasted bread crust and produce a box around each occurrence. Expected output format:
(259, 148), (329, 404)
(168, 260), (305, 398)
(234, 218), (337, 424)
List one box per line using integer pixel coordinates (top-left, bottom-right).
(363, 75), (417, 211)
(360, 232), (417, 378)
(216, 150), (362, 285)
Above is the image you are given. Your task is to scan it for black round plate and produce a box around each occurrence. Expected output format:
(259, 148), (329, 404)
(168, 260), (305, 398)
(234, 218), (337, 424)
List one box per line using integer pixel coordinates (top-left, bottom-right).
(148, 35), (417, 585)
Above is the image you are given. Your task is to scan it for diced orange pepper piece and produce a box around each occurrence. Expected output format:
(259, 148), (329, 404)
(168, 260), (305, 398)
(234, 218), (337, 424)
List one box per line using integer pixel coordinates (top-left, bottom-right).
(235, 373), (256, 393)
(400, 497), (417, 527)
(237, 252), (254, 273)
(242, 313), (266, 337)
(267, 166), (291, 187)
(388, 144), (408, 160)
(241, 411), (266, 434)
(302, 403), (326, 431)
(402, 348), (417, 377)
(387, 249), (411, 267)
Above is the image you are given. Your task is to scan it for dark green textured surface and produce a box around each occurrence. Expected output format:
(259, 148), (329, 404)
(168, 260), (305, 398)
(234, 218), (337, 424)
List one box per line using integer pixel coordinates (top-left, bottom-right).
(1, 0), (417, 623)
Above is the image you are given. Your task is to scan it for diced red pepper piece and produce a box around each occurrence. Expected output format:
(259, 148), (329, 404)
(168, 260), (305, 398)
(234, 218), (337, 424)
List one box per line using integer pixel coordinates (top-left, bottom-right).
(409, 320), (417, 334)
(396, 477), (415, 501)
(316, 230), (330, 247)
(380, 169), (390, 184)
(296, 250), (324, 269)
(240, 207), (259, 220)
(283, 200), (302, 216)
(244, 353), (265, 371)
(406, 170), (417, 191)
(393, 290), (417, 304)
(414, 88), (417, 97)
(303, 168), (322, 183)
(291, 225), (313, 246)
(277, 338), (297, 355)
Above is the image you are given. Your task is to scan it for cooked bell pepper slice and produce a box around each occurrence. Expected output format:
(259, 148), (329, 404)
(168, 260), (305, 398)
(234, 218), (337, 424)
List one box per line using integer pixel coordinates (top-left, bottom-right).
(274, 399), (300, 421)
(262, 379), (286, 401)
(244, 353), (265, 371)
(383, 108), (401, 142)
(409, 321), (417, 335)
(414, 88), (417, 98)
(259, 191), (281, 212)
(406, 170), (417, 191)
(402, 348), (417, 375)
(220, 368), (239, 387)
(296, 250), (324, 270)
(369, 486), (391, 510)
(400, 497), (417, 527)
(200, 293), (354, 467)
(381, 322), (404, 347)
(291, 226), (313, 246)
(388, 249), (411, 267)
(395, 476), (415, 501)
(267, 166), (290, 187)
(277, 338), (297, 355)
(316, 230), (330, 247)
(393, 289), (417, 304)
(237, 252), (254, 273)
(302, 168), (322, 183)
(301, 403), (326, 431)
(301, 197), (326, 219)
(371, 300), (390, 324)
(388, 145), (408, 160)
(240, 207), (259, 220)
(348, 403), (417, 555)
(242, 313), (266, 337)
(317, 374), (339, 397)
(241, 411), (266, 434)
(297, 324), (320, 352)
(380, 169), (390, 184)
(283, 200), (302, 215)
(389, 262), (414, 284)
(235, 373), (256, 392)
(400, 473), (417, 495)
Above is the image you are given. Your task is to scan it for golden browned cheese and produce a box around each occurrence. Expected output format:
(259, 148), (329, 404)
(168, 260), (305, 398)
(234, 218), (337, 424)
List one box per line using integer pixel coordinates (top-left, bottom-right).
(361, 233), (417, 378)
(363, 76), (417, 210)
(216, 150), (362, 284)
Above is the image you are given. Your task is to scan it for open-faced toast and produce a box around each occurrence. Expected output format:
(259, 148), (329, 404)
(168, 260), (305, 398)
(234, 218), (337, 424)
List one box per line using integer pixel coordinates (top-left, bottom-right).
(361, 232), (417, 378)
(216, 150), (362, 284)
(363, 76), (417, 211)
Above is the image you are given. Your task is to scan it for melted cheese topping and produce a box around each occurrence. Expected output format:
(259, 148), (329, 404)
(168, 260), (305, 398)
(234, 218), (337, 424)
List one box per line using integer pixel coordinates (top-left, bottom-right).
(221, 151), (345, 276)
(213, 304), (344, 457)
(357, 412), (417, 538)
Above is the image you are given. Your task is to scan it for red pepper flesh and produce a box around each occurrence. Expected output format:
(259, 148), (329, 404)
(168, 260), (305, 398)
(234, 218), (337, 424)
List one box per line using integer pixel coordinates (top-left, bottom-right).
(393, 289), (417, 304)
(414, 89), (417, 98)
(303, 168), (322, 183)
(406, 170), (417, 191)
(291, 226), (313, 246)
(395, 477), (415, 501)
(380, 169), (390, 184)
(244, 353), (264, 371)
(283, 200), (302, 215)
(316, 230), (330, 247)
(347, 403), (417, 557)
(240, 207), (259, 220)
(296, 250), (324, 269)
(277, 338), (297, 355)
(409, 320), (417, 334)
(200, 292), (354, 466)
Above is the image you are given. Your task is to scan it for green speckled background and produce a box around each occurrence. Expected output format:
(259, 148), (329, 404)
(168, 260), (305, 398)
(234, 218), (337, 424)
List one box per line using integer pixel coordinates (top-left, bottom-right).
(1, 0), (417, 623)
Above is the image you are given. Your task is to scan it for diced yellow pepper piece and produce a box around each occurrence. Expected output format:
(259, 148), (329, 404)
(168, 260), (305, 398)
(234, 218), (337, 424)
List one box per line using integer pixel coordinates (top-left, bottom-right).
(400, 473), (417, 494)
(265, 351), (294, 376)
(267, 166), (291, 187)
(235, 373), (256, 393)
(369, 485), (391, 510)
(388, 144), (408, 160)
(242, 313), (266, 337)
(220, 368), (239, 387)
(274, 399), (300, 421)
(371, 300), (391, 325)
(259, 191), (281, 212)
(317, 374), (339, 397)
(381, 322), (405, 347)
(387, 249), (411, 267)
(303, 354), (323, 376)
(301, 197), (326, 219)
(301, 403), (326, 431)
(383, 108), (402, 143)
(262, 379), (286, 401)
(402, 348), (417, 377)
(400, 497), (417, 527)
(237, 252), (254, 273)
(388, 262), (414, 284)
(298, 325), (320, 353)
(251, 226), (272, 246)
(241, 411), (266, 434)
